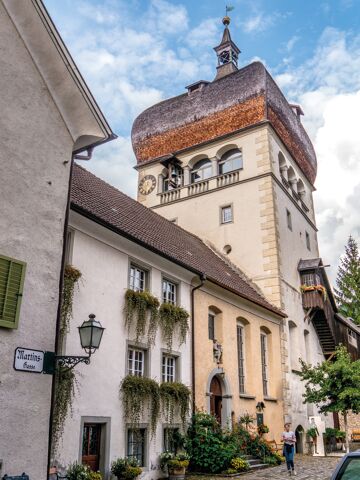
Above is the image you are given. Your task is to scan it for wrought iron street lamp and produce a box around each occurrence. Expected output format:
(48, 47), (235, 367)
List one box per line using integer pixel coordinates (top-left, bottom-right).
(44, 314), (105, 372)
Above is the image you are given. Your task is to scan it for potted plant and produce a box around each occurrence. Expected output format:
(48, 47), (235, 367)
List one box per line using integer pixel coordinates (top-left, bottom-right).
(111, 457), (142, 480)
(159, 452), (189, 480)
(257, 424), (269, 437)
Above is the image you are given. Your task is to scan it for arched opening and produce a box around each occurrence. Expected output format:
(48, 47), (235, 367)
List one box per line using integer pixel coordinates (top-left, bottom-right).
(288, 320), (298, 370)
(297, 179), (306, 201)
(210, 376), (223, 423)
(287, 167), (297, 189)
(295, 425), (305, 454)
(206, 369), (232, 427)
(278, 152), (287, 179)
(191, 158), (212, 183)
(218, 148), (243, 175)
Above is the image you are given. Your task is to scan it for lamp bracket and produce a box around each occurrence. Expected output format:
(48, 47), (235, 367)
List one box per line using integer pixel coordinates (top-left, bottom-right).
(56, 355), (90, 370)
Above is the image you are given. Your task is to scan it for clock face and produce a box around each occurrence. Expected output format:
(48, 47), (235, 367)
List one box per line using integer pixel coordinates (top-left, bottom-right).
(138, 175), (156, 195)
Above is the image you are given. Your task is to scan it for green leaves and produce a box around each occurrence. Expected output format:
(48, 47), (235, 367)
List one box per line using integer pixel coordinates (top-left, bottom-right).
(120, 376), (191, 437)
(334, 235), (360, 325)
(158, 303), (189, 351)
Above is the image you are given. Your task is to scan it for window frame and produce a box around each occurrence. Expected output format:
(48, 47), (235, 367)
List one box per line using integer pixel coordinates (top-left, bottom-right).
(162, 277), (178, 305)
(237, 324), (246, 394)
(0, 254), (26, 329)
(305, 231), (311, 251)
(162, 353), (177, 382)
(286, 209), (292, 231)
(191, 159), (212, 184)
(126, 427), (147, 467)
(163, 426), (180, 454)
(208, 312), (215, 340)
(260, 333), (269, 397)
(127, 342), (149, 377)
(218, 149), (243, 175)
(220, 204), (233, 225)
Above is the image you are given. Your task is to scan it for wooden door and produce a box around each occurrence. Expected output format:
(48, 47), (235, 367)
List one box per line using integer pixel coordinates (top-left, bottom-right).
(210, 376), (222, 423)
(82, 423), (101, 471)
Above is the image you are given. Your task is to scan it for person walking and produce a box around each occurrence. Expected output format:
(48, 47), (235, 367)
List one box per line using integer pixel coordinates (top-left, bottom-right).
(282, 422), (297, 476)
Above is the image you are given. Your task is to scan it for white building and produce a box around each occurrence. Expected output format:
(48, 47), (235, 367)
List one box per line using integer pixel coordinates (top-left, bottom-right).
(0, 1), (114, 477)
(57, 164), (285, 478)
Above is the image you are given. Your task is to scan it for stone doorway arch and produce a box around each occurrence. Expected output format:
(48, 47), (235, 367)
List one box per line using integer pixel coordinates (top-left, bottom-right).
(295, 425), (305, 454)
(206, 368), (232, 427)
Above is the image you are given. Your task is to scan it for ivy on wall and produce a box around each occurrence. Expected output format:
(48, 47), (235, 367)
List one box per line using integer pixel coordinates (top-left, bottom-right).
(60, 265), (82, 342)
(120, 375), (191, 436)
(124, 289), (189, 350)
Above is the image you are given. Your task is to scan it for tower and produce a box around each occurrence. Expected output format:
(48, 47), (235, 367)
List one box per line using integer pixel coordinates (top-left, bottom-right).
(132, 17), (326, 433)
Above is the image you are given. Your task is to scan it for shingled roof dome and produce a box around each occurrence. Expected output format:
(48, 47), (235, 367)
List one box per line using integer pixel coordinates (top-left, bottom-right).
(131, 61), (317, 184)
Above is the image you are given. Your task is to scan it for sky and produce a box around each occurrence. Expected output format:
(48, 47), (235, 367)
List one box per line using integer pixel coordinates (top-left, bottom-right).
(44, 0), (360, 285)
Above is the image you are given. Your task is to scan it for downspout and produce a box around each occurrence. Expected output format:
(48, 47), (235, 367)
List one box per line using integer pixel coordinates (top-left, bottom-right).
(191, 274), (206, 415)
(46, 153), (76, 479)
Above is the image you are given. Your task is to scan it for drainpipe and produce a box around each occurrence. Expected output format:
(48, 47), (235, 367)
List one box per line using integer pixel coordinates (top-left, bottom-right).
(190, 274), (206, 415)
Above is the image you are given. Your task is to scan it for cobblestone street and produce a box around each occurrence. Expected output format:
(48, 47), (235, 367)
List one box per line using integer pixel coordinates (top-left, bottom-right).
(188, 455), (342, 480)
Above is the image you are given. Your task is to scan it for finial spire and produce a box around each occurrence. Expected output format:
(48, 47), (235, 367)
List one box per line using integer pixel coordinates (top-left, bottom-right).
(213, 8), (240, 80)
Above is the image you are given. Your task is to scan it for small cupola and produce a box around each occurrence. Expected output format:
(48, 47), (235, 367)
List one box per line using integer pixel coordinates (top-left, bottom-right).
(213, 15), (240, 81)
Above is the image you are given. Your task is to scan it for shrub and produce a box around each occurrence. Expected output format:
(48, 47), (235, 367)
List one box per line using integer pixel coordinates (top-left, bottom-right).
(111, 458), (142, 479)
(185, 413), (237, 473)
(66, 463), (91, 480)
(89, 472), (102, 480)
(230, 457), (250, 471)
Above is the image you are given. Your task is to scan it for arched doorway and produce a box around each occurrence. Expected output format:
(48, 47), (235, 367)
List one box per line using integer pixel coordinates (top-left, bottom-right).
(210, 376), (222, 423)
(295, 425), (304, 454)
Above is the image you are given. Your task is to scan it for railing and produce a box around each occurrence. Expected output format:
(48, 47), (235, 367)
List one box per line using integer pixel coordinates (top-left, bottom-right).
(160, 189), (181, 204)
(188, 180), (209, 196)
(217, 170), (240, 188)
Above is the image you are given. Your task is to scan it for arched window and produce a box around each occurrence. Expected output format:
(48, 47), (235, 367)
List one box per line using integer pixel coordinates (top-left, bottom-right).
(237, 318), (249, 394)
(191, 159), (212, 183)
(260, 327), (271, 397)
(278, 152), (287, 179)
(288, 320), (298, 369)
(218, 149), (243, 175)
(297, 179), (306, 200)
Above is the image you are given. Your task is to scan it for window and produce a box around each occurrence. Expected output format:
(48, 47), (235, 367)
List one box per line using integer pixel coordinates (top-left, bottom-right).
(0, 254), (26, 329)
(301, 273), (321, 286)
(191, 159), (212, 183)
(129, 264), (147, 292)
(260, 333), (269, 396)
(218, 149), (242, 175)
(163, 427), (180, 453)
(128, 348), (145, 377)
(208, 313), (215, 340)
(348, 329), (358, 348)
(286, 209), (292, 231)
(221, 205), (233, 224)
(306, 231), (310, 250)
(162, 279), (177, 305)
(162, 354), (176, 382)
(237, 325), (245, 394)
(127, 428), (146, 466)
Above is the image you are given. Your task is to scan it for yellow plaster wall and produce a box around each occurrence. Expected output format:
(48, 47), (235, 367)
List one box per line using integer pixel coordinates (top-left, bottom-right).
(194, 286), (285, 443)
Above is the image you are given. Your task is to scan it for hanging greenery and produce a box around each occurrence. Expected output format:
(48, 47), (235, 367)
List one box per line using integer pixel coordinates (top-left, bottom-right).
(51, 367), (77, 456)
(160, 382), (191, 426)
(158, 303), (189, 351)
(124, 289), (160, 344)
(120, 375), (160, 437)
(60, 265), (82, 341)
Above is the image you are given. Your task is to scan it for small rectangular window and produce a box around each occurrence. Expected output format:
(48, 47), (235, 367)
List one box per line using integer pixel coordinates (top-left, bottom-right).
(162, 354), (176, 382)
(130, 264), (147, 292)
(237, 325), (245, 394)
(127, 428), (146, 466)
(163, 427), (180, 453)
(0, 254), (26, 329)
(162, 278), (177, 305)
(208, 313), (215, 340)
(306, 231), (310, 250)
(128, 348), (145, 377)
(221, 205), (233, 224)
(260, 334), (269, 396)
(286, 209), (292, 231)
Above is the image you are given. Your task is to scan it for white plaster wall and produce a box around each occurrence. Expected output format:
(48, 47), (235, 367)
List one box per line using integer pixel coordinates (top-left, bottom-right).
(58, 213), (193, 480)
(0, 4), (73, 478)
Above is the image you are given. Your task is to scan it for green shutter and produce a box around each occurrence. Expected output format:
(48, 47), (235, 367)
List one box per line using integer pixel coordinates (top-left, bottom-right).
(0, 254), (26, 329)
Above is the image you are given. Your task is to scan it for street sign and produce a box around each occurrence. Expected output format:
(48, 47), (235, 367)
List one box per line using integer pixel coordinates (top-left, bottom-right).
(13, 347), (44, 373)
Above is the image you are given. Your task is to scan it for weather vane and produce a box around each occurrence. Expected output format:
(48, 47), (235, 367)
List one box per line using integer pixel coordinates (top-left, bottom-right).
(225, 5), (235, 15)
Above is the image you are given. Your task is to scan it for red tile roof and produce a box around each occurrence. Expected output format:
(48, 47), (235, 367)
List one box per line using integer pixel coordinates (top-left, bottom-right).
(71, 164), (285, 318)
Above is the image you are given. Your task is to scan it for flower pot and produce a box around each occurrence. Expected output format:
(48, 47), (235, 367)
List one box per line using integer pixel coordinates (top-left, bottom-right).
(169, 466), (186, 480)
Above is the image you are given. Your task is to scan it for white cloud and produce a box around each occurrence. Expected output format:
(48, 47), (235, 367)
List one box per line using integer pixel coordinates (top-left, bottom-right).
(241, 11), (289, 34)
(275, 27), (360, 283)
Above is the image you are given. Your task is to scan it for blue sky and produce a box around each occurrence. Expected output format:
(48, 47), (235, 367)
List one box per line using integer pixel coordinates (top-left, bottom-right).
(44, 0), (360, 283)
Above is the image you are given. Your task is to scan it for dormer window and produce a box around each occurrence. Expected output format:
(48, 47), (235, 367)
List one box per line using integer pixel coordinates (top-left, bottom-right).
(218, 149), (242, 175)
(191, 159), (212, 183)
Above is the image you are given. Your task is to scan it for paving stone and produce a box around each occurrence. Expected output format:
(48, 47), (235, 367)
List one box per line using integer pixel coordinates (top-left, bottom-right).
(187, 455), (341, 480)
